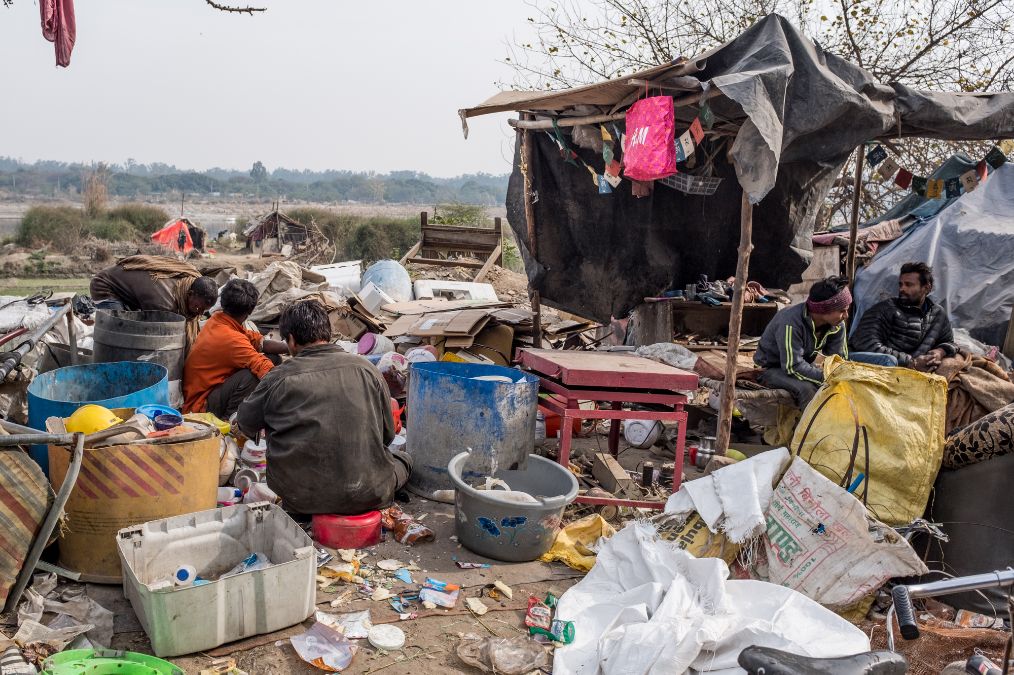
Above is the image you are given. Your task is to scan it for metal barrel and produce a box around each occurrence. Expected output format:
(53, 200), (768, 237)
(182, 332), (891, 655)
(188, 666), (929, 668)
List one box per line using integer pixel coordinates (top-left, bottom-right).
(92, 310), (186, 408)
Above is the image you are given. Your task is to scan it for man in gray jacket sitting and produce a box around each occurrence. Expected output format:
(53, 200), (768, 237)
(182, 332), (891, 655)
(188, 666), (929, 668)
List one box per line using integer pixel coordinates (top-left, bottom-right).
(238, 300), (412, 515)
(754, 276), (895, 408)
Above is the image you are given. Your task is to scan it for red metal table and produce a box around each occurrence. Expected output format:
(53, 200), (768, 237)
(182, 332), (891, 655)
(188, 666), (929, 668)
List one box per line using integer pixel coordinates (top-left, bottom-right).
(517, 349), (699, 509)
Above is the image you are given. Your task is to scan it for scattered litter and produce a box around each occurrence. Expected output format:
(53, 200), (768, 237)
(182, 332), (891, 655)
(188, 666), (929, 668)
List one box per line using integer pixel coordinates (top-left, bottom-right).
(316, 547), (335, 568)
(492, 580), (513, 600)
(539, 514), (616, 572)
(199, 657), (249, 674)
(329, 590), (356, 608)
(524, 596), (552, 632)
(377, 559), (405, 571)
(371, 588), (395, 602)
(17, 574), (115, 648)
(398, 612), (418, 621)
(291, 622), (357, 672)
(465, 597), (489, 616)
(456, 633), (549, 674)
(393, 568), (414, 584)
(338, 549), (361, 563)
(320, 560), (363, 584)
(423, 578), (460, 592)
(955, 608), (1007, 629)
(314, 610), (372, 639)
(419, 588), (457, 608)
(367, 624), (406, 651)
(389, 598), (408, 613)
(455, 560), (492, 569)
(222, 552), (272, 579)
(382, 506), (436, 545)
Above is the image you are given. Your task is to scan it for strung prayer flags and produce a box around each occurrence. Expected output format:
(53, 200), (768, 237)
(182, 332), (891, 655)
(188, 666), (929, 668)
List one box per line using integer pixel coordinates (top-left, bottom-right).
(944, 177), (962, 199)
(866, 145), (888, 167)
(676, 131), (694, 162)
(699, 101), (715, 130)
(895, 168), (913, 189)
(985, 145), (1008, 169)
(959, 170), (979, 193)
(925, 178), (944, 199)
(999, 139), (1014, 156)
(598, 176), (613, 194)
(912, 176), (928, 196)
(689, 118), (705, 144)
(877, 157), (900, 181)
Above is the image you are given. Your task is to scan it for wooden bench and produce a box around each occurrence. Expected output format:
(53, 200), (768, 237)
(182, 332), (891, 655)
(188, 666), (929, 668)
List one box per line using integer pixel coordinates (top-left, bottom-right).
(399, 212), (503, 282)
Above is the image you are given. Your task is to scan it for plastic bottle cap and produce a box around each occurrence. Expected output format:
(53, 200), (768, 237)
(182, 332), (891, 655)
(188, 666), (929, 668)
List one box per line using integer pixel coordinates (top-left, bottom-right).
(368, 624), (405, 651)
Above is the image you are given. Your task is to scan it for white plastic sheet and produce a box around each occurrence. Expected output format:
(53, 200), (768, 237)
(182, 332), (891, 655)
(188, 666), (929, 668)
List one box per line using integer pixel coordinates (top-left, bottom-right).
(854, 163), (1014, 346)
(664, 448), (790, 543)
(552, 523), (869, 675)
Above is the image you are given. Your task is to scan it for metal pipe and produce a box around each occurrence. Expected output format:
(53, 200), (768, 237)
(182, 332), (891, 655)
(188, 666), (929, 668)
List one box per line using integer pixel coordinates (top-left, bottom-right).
(904, 569), (1014, 599)
(2, 431), (84, 613)
(0, 303), (72, 381)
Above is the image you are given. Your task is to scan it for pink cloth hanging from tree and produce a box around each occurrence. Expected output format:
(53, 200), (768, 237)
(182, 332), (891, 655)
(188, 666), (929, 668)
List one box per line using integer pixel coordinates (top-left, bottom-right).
(40, 0), (76, 67)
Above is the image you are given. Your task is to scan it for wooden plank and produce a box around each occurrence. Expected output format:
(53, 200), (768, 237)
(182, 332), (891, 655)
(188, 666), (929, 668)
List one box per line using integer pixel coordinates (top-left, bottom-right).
(520, 113), (543, 347)
(407, 257), (485, 269)
(420, 229), (500, 249)
(474, 243), (502, 282)
(518, 348), (699, 391)
(631, 301), (674, 346)
(399, 241), (422, 265)
(846, 145), (865, 286)
(716, 191), (755, 456)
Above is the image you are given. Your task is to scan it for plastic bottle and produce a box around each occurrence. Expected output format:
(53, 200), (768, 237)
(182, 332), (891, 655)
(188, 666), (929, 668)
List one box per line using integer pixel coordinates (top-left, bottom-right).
(174, 565), (197, 586)
(217, 487), (242, 505)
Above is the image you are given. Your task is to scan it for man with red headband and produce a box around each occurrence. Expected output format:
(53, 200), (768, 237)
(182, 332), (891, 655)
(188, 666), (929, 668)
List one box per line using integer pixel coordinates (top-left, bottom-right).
(754, 276), (895, 408)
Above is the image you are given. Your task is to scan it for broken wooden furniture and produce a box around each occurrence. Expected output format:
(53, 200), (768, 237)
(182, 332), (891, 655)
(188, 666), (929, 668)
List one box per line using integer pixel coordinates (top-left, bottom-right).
(399, 212), (503, 283)
(517, 348), (699, 510)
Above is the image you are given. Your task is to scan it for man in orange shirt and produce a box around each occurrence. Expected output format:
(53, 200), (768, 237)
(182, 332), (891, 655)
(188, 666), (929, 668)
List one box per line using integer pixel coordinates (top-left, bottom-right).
(183, 279), (289, 418)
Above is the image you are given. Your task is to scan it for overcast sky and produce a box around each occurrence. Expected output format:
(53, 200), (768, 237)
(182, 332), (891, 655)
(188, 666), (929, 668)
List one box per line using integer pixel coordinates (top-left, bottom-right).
(0, 1), (546, 177)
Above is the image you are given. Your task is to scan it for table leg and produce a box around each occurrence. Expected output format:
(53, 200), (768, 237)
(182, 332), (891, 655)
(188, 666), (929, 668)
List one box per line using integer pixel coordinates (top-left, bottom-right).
(608, 402), (621, 457)
(672, 409), (688, 492)
(558, 411), (576, 467)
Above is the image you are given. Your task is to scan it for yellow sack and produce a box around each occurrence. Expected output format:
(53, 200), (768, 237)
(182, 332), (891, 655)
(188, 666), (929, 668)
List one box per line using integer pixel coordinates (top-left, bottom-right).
(790, 355), (947, 525)
(540, 514), (616, 572)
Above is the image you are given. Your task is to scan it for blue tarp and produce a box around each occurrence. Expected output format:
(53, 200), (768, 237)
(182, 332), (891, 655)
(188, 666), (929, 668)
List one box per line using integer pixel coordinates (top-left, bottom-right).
(853, 163), (1014, 346)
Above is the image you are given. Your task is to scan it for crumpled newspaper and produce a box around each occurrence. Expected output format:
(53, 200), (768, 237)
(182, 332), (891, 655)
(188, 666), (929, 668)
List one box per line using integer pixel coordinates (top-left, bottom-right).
(16, 573), (114, 648)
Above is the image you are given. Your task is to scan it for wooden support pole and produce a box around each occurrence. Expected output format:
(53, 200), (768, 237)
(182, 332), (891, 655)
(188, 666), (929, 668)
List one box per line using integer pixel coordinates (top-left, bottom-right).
(846, 146), (865, 287)
(716, 190), (755, 456)
(520, 113), (543, 347)
(66, 302), (78, 366)
(508, 88), (724, 130)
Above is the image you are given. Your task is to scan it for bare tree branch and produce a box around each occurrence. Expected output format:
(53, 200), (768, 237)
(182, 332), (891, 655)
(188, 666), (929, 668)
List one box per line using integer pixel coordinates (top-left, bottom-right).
(205, 0), (266, 14)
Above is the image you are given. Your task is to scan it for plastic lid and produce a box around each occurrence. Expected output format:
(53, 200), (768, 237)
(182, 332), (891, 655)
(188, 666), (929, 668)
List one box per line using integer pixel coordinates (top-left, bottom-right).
(368, 624), (406, 651)
(357, 333), (377, 354)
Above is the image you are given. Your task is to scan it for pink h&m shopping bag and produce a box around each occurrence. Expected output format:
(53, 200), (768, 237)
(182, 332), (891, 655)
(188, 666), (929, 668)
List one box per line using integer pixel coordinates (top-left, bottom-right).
(622, 95), (677, 181)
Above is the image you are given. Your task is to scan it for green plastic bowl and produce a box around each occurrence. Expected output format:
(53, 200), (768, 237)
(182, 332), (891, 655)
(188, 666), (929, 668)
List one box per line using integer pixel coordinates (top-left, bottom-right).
(41, 649), (183, 675)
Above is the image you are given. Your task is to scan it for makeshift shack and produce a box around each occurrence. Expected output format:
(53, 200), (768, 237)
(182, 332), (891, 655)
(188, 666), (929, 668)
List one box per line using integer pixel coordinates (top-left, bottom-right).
(150, 218), (205, 255)
(244, 209), (309, 256)
(461, 12), (1014, 451)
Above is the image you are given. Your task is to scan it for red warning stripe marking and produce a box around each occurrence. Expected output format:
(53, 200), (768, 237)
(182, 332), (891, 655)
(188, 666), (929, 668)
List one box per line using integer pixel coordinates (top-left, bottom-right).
(154, 448), (185, 485)
(106, 453), (159, 498)
(85, 458), (141, 498)
(76, 464), (119, 499)
(120, 448), (180, 495)
(0, 485), (38, 531)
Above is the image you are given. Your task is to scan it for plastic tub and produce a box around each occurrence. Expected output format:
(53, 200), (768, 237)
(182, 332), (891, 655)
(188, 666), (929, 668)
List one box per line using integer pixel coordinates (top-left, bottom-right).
(312, 511), (382, 549)
(449, 451), (578, 562)
(407, 362), (539, 499)
(357, 332), (395, 356)
(27, 361), (170, 475)
(41, 649), (182, 675)
(117, 502), (316, 657)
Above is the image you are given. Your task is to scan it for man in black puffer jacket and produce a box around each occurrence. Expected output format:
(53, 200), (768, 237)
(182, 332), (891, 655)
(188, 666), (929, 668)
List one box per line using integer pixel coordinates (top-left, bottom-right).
(851, 262), (957, 372)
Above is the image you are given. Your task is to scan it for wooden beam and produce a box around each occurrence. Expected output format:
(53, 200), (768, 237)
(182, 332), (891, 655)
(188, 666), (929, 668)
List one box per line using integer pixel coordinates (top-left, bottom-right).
(520, 113), (543, 347)
(508, 88), (724, 130)
(716, 190), (755, 456)
(474, 244), (502, 283)
(407, 257), (484, 269)
(399, 242), (421, 265)
(846, 146), (866, 287)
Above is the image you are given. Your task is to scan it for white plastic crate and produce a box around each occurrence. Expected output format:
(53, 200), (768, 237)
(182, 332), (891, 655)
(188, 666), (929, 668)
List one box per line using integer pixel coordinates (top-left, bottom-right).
(117, 502), (316, 657)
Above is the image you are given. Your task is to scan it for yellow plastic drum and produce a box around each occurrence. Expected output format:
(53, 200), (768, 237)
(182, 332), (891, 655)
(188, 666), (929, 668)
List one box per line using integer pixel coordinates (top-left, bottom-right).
(48, 432), (219, 583)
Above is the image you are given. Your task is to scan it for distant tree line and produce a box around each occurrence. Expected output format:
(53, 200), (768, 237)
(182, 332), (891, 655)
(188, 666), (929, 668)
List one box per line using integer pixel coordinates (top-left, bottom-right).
(0, 158), (508, 206)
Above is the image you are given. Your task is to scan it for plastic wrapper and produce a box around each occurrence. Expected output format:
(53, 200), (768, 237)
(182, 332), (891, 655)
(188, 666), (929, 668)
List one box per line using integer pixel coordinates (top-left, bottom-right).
(381, 506), (434, 545)
(456, 633), (549, 675)
(290, 622), (357, 672)
(315, 610), (372, 639)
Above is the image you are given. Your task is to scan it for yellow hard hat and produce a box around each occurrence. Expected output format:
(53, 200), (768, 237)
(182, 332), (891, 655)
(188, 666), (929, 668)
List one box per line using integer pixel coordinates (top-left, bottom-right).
(65, 405), (122, 435)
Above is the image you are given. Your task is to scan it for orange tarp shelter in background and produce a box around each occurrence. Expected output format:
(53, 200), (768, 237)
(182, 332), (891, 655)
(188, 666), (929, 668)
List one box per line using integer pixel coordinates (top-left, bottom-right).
(151, 218), (194, 254)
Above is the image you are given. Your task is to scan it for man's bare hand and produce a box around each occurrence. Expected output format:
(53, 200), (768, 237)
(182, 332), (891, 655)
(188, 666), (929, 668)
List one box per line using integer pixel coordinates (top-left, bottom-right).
(813, 353), (826, 367)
